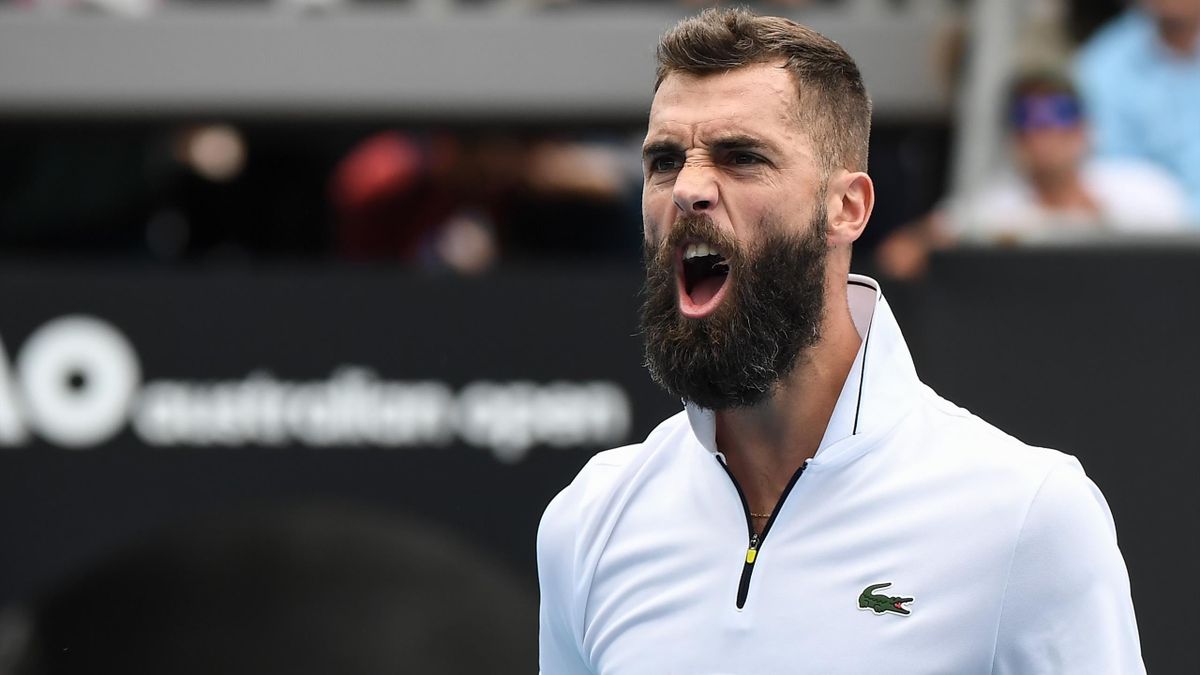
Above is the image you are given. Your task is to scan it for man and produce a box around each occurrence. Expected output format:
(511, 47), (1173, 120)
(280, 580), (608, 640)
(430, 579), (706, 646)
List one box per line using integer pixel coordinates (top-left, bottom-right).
(538, 8), (1143, 674)
(946, 71), (1189, 240)
(1075, 0), (1200, 220)
(876, 71), (1190, 280)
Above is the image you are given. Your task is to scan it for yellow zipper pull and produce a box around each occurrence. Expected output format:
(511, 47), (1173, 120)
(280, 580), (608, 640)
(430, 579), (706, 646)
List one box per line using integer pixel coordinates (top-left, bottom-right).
(745, 532), (760, 564)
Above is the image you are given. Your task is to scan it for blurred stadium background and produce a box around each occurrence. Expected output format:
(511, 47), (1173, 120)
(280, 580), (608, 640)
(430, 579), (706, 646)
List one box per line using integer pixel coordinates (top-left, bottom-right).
(0, 0), (1196, 672)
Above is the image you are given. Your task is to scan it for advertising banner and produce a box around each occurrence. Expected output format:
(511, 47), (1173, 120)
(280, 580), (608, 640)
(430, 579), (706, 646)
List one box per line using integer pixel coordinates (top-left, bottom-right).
(0, 264), (679, 608)
(0, 252), (1196, 672)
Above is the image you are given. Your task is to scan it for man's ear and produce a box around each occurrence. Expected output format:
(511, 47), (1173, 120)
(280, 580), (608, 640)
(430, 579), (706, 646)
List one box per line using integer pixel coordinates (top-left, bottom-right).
(825, 170), (874, 247)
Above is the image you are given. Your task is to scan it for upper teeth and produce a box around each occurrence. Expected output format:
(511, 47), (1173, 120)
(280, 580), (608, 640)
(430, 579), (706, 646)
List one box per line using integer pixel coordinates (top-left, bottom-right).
(684, 243), (721, 260)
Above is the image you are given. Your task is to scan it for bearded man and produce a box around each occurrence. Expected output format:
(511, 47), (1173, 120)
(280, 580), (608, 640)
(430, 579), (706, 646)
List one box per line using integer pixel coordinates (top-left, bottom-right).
(537, 8), (1143, 674)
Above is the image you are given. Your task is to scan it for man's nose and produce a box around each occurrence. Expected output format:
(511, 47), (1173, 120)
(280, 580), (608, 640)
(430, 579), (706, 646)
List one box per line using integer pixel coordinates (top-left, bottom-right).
(672, 164), (719, 214)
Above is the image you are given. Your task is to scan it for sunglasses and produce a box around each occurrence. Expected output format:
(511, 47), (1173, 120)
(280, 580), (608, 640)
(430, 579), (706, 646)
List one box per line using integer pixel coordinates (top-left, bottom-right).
(1010, 94), (1083, 131)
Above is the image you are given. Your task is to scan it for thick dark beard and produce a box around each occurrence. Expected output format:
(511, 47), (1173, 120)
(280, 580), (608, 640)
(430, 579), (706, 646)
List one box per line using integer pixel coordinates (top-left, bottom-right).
(639, 209), (829, 410)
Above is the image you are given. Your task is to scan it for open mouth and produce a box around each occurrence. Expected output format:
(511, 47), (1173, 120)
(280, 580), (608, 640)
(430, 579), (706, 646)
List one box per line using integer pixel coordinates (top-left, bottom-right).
(677, 241), (731, 318)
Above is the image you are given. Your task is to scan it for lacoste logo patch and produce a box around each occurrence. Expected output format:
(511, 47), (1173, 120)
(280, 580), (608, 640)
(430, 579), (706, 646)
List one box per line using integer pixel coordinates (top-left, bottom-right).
(858, 582), (914, 616)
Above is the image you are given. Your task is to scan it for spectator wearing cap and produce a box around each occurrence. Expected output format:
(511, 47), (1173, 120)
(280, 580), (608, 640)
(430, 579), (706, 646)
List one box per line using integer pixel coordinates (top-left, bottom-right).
(1076, 0), (1200, 221)
(875, 72), (1190, 279)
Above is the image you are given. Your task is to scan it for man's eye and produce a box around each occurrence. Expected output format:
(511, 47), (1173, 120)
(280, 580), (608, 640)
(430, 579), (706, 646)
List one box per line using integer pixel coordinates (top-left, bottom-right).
(732, 153), (762, 165)
(651, 156), (681, 172)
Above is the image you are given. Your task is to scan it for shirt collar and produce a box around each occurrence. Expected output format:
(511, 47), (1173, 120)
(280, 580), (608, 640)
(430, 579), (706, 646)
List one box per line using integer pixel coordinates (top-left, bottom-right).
(685, 274), (921, 466)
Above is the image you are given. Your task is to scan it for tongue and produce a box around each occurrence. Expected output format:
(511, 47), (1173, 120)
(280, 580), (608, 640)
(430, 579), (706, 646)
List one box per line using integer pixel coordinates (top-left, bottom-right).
(689, 275), (726, 307)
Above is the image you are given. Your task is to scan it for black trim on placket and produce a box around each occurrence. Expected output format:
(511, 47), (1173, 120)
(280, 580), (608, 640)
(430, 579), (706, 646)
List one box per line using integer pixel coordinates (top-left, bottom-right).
(717, 457), (808, 609)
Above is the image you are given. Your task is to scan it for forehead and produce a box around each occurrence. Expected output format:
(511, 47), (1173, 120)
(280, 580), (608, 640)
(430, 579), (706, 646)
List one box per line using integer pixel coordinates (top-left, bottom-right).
(646, 62), (806, 149)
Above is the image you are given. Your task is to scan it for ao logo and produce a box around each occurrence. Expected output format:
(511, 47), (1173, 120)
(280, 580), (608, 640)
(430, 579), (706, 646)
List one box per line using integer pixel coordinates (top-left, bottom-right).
(0, 316), (141, 449)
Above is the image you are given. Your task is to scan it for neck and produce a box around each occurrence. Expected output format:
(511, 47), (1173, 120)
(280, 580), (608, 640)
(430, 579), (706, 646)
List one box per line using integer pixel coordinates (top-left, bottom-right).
(714, 289), (861, 520)
(1158, 16), (1200, 55)
(1031, 169), (1099, 214)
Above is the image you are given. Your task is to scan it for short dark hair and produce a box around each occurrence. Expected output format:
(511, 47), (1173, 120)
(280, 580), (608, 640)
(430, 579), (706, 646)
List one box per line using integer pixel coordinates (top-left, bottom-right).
(655, 7), (872, 173)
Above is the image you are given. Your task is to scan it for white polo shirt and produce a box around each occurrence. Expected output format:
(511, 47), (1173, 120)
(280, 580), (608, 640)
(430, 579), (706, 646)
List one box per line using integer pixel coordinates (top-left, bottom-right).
(538, 275), (1143, 674)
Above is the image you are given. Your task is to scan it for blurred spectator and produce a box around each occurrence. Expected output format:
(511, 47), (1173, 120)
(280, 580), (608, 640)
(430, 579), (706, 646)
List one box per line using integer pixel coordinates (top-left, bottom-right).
(1075, 0), (1200, 220)
(1, 504), (536, 675)
(499, 137), (637, 262)
(0, 122), (639, 268)
(330, 131), (473, 266)
(876, 71), (1191, 280)
(330, 130), (636, 273)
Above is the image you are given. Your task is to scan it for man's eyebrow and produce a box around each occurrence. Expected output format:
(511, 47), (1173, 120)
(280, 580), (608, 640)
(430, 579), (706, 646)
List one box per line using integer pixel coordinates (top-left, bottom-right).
(642, 140), (684, 158)
(709, 135), (777, 153)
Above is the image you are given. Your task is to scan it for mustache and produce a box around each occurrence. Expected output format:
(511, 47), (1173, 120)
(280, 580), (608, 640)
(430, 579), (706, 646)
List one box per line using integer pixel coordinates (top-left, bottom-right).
(645, 214), (743, 269)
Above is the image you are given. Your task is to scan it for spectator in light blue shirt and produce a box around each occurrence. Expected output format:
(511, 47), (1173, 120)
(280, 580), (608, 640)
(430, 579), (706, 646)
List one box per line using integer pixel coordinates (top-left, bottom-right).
(1075, 0), (1200, 222)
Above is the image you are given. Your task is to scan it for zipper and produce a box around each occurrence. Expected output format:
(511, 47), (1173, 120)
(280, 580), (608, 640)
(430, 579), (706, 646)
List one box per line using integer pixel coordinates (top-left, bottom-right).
(717, 456), (808, 610)
(735, 531), (760, 609)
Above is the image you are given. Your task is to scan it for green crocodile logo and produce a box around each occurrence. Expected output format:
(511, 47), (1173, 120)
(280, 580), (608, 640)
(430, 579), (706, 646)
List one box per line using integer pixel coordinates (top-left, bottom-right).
(858, 583), (914, 616)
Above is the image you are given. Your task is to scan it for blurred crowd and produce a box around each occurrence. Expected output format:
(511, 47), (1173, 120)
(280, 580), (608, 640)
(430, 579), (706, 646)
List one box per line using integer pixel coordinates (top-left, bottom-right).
(0, 123), (644, 272)
(1, 0), (896, 15)
(878, 0), (1200, 278)
(1, 0), (1198, 276)
(3, 0), (911, 13)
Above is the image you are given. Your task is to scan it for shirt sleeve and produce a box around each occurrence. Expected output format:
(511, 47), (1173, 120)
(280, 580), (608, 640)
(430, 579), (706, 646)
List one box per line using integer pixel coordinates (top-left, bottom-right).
(537, 488), (594, 675)
(991, 461), (1145, 674)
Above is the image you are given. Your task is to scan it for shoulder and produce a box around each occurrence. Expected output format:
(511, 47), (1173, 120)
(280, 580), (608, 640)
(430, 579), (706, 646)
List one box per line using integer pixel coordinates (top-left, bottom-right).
(917, 387), (1116, 554)
(537, 410), (690, 560)
(981, 430), (1142, 669)
(537, 444), (641, 549)
(1086, 156), (1176, 185)
(536, 410), (692, 644)
(1077, 11), (1150, 73)
(960, 176), (1031, 214)
(908, 391), (1142, 670)
(946, 174), (1041, 240)
(1075, 11), (1155, 109)
(916, 386), (1079, 478)
(913, 388), (1123, 560)
(1084, 159), (1191, 228)
(896, 387), (1110, 529)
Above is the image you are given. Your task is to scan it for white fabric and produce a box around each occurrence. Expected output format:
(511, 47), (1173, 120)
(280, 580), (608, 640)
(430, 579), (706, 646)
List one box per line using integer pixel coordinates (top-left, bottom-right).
(948, 158), (1193, 242)
(537, 275), (1143, 674)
